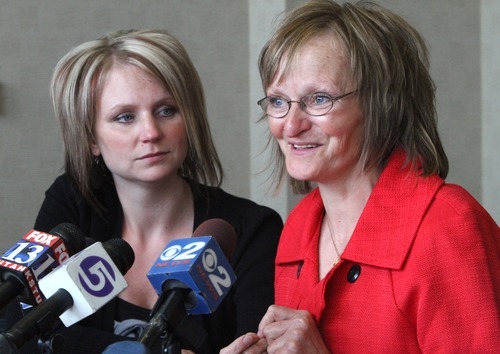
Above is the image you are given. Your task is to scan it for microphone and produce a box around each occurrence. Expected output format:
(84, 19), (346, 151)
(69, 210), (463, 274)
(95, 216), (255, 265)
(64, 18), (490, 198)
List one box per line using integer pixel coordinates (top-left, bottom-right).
(0, 335), (19, 354)
(139, 218), (237, 351)
(0, 223), (86, 309)
(2, 238), (134, 350)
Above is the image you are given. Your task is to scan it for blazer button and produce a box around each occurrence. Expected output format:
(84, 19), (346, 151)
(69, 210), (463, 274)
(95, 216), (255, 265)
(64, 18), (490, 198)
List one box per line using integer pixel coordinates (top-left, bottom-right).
(347, 264), (361, 283)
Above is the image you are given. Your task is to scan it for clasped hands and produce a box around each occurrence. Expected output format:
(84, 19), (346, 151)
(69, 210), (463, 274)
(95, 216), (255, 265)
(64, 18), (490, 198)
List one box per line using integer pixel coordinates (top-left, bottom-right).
(220, 305), (330, 354)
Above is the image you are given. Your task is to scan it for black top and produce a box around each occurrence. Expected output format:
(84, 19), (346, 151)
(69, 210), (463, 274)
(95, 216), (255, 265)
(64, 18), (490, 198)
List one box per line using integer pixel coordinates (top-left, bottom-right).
(6, 175), (282, 353)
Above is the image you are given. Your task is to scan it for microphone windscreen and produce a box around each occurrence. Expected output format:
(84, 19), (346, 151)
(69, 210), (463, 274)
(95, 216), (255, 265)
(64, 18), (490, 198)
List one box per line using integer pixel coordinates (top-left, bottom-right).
(49, 223), (86, 256)
(101, 238), (135, 275)
(84, 237), (95, 248)
(193, 218), (236, 260)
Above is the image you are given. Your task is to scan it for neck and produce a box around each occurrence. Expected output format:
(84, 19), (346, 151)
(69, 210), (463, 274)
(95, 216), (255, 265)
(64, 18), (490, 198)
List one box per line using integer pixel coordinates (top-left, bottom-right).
(115, 176), (194, 243)
(318, 167), (379, 249)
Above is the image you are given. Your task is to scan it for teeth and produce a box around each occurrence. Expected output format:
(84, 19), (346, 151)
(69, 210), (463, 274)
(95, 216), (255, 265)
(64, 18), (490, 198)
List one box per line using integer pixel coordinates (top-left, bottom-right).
(293, 144), (316, 149)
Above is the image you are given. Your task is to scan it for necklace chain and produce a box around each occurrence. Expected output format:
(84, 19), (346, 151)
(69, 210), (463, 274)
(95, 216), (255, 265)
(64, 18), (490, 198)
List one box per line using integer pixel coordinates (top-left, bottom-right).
(325, 215), (341, 267)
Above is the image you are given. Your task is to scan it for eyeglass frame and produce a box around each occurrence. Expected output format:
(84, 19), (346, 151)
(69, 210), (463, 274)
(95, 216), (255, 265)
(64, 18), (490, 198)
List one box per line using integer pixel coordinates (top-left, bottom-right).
(257, 91), (356, 118)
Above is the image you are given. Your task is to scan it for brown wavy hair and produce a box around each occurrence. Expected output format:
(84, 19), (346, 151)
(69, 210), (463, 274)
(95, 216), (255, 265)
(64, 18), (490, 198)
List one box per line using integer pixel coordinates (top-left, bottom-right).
(259, 0), (448, 194)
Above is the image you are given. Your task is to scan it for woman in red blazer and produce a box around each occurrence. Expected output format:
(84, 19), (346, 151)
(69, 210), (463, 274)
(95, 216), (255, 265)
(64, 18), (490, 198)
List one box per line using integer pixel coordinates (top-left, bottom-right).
(222, 0), (499, 353)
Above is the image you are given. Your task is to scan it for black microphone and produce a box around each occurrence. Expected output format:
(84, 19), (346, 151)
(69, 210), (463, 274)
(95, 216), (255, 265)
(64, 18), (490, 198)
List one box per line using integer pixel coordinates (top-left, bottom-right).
(0, 223), (86, 309)
(0, 335), (19, 354)
(138, 218), (237, 352)
(2, 238), (135, 350)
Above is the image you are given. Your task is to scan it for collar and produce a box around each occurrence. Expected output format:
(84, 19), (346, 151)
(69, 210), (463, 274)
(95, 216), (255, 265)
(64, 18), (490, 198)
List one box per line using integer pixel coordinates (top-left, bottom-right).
(276, 150), (444, 270)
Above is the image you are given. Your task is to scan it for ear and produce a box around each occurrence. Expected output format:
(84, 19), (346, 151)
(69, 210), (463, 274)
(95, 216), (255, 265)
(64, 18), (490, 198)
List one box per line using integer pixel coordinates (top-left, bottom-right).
(91, 143), (101, 157)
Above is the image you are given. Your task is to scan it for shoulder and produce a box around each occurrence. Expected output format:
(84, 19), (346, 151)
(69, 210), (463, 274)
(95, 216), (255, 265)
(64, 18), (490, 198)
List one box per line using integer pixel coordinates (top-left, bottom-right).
(36, 174), (120, 241)
(194, 185), (283, 254)
(37, 174), (83, 223)
(41, 174), (117, 215)
(46, 174), (80, 196)
(434, 183), (495, 218)
(196, 185), (283, 225)
(422, 183), (498, 234)
(405, 182), (499, 274)
(392, 184), (500, 344)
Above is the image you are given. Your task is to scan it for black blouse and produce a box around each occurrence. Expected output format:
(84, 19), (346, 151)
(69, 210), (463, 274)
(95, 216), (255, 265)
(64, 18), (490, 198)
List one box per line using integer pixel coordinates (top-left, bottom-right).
(6, 175), (282, 353)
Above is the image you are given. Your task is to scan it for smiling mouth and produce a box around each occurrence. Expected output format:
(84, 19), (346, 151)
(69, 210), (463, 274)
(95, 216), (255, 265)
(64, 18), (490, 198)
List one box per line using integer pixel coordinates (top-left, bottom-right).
(292, 144), (318, 150)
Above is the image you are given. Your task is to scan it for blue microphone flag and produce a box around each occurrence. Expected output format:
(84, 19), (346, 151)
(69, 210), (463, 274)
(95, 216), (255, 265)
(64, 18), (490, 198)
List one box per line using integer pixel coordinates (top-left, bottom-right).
(147, 236), (236, 315)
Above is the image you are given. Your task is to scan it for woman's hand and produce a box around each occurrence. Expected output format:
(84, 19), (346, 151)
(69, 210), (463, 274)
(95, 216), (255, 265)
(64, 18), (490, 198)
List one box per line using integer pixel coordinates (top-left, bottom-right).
(220, 333), (267, 354)
(257, 305), (330, 354)
(220, 305), (330, 354)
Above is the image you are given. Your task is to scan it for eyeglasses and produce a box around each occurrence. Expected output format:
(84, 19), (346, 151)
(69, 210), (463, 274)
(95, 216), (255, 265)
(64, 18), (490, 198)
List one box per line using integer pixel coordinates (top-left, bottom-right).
(257, 91), (355, 118)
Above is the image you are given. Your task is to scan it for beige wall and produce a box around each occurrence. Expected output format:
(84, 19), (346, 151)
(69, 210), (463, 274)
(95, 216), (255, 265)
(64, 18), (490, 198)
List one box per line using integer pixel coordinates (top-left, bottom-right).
(481, 0), (500, 223)
(0, 0), (498, 251)
(0, 0), (251, 249)
(250, 0), (499, 222)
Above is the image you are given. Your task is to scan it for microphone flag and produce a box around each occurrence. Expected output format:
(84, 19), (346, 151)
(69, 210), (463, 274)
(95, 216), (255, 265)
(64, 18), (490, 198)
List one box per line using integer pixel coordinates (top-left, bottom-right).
(38, 242), (128, 327)
(147, 236), (236, 315)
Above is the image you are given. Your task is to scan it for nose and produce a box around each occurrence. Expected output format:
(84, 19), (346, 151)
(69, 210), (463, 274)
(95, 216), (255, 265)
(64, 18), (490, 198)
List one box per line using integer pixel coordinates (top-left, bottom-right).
(140, 115), (162, 143)
(283, 102), (312, 137)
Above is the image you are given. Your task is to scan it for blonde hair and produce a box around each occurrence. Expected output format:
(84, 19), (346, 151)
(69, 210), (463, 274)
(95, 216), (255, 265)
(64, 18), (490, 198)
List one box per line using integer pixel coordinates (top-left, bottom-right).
(51, 29), (223, 209)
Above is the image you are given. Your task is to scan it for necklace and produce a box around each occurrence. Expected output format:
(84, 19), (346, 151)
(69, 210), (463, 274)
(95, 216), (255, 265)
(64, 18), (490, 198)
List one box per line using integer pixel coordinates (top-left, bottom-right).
(325, 215), (342, 267)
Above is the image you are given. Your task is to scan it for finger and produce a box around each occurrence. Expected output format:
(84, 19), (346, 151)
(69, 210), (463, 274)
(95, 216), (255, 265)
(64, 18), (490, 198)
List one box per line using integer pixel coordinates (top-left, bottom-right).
(220, 333), (261, 354)
(264, 312), (329, 354)
(258, 305), (311, 336)
(242, 337), (268, 354)
(257, 305), (291, 334)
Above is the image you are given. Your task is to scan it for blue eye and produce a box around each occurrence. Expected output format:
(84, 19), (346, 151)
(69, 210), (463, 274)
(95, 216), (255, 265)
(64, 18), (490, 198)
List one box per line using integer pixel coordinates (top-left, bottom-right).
(310, 93), (332, 106)
(269, 97), (287, 108)
(158, 106), (177, 117)
(115, 113), (134, 123)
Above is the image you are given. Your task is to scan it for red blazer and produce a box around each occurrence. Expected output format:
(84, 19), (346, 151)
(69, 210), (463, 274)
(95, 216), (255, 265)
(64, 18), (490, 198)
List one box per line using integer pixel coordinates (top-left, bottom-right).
(275, 151), (500, 353)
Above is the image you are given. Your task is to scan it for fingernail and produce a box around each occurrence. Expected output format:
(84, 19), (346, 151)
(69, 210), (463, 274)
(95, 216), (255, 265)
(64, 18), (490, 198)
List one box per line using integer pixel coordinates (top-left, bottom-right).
(242, 334), (253, 345)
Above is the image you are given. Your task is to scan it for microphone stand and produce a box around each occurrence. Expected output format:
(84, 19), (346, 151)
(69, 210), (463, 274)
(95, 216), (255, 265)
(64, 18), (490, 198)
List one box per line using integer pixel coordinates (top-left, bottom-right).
(139, 283), (207, 353)
(0, 334), (20, 354)
(161, 332), (181, 354)
(37, 331), (64, 354)
(5, 289), (72, 354)
(0, 314), (64, 354)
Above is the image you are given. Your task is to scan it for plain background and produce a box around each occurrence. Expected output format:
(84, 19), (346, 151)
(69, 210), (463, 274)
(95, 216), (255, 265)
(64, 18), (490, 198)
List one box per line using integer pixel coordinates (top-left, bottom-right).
(0, 0), (498, 253)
